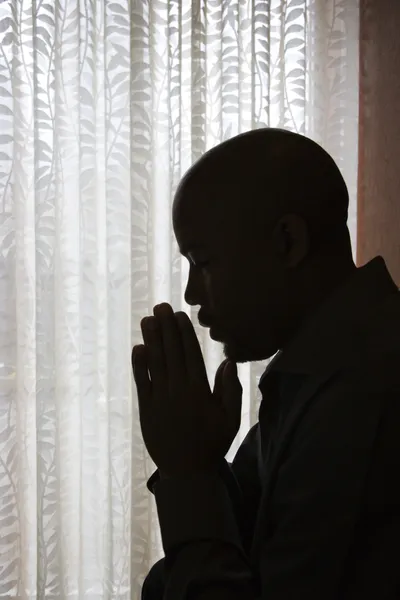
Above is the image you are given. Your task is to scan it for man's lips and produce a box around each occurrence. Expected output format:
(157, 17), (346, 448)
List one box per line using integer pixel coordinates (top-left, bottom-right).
(198, 316), (212, 328)
(198, 315), (224, 341)
(197, 313), (212, 327)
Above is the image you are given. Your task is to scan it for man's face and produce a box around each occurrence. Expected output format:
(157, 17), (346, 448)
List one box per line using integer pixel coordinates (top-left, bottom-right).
(172, 185), (293, 364)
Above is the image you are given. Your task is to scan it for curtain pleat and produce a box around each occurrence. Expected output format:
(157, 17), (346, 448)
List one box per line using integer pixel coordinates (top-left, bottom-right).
(0, 1), (359, 597)
(357, 0), (400, 284)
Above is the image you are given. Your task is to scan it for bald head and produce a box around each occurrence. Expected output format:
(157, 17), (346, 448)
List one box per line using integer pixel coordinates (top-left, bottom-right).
(172, 128), (355, 364)
(173, 128), (349, 251)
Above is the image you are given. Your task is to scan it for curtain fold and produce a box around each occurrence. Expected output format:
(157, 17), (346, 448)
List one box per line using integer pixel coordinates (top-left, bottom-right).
(357, 0), (400, 284)
(0, 1), (358, 598)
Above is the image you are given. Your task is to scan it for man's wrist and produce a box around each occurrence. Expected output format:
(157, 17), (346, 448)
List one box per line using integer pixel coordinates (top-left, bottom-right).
(154, 467), (242, 555)
(159, 467), (219, 481)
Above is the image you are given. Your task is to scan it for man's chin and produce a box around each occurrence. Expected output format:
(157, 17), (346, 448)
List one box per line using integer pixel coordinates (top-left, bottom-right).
(222, 341), (278, 364)
(209, 326), (277, 363)
(222, 342), (258, 364)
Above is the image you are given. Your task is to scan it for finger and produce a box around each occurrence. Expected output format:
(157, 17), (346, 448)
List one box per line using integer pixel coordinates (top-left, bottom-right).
(132, 345), (152, 410)
(141, 316), (167, 392)
(213, 359), (230, 399)
(222, 361), (242, 436)
(153, 303), (186, 389)
(174, 311), (210, 388)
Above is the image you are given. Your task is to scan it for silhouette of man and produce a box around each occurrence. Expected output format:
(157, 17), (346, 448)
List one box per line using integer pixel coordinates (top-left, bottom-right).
(134, 128), (400, 599)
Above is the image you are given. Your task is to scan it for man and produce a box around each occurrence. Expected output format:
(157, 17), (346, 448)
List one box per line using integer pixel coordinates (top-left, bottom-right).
(132, 128), (400, 599)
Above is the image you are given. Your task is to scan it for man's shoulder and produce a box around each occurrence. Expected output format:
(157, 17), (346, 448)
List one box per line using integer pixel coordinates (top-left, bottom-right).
(356, 288), (400, 389)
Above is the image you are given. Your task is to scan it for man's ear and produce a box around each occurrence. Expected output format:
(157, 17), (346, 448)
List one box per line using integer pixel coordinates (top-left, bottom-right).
(271, 213), (310, 268)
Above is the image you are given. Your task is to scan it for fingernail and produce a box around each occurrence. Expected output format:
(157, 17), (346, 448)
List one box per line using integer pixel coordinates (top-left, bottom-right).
(154, 303), (169, 316)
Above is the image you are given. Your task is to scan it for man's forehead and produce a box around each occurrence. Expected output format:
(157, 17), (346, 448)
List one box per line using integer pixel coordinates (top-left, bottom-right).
(173, 194), (228, 257)
(172, 162), (244, 254)
(173, 207), (211, 255)
(173, 186), (221, 234)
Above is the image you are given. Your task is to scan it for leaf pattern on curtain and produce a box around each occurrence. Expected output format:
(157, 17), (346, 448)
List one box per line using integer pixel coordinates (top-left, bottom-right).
(0, 0), (358, 598)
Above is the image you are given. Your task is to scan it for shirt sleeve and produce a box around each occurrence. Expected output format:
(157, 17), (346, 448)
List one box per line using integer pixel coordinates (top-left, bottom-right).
(147, 457), (251, 546)
(148, 386), (386, 600)
(153, 470), (260, 600)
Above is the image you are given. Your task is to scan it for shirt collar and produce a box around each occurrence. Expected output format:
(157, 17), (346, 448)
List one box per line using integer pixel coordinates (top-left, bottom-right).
(259, 256), (398, 394)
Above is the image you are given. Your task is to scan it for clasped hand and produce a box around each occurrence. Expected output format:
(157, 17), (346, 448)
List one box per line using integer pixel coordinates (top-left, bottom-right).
(132, 303), (242, 478)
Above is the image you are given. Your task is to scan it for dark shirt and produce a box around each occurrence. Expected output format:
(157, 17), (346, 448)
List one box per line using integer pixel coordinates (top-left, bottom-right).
(263, 371), (308, 459)
(145, 256), (400, 600)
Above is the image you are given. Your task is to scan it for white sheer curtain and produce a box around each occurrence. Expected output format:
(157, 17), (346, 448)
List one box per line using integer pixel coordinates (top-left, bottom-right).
(0, 0), (358, 598)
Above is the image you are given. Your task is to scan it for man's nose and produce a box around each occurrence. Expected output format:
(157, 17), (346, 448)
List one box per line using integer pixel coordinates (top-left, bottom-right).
(184, 267), (205, 307)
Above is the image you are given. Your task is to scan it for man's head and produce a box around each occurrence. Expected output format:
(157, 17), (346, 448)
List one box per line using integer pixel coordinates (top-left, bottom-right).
(172, 128), (356, 363)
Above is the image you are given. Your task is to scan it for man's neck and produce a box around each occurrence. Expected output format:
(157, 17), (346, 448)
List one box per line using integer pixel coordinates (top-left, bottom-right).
(283, 257), (358, 350)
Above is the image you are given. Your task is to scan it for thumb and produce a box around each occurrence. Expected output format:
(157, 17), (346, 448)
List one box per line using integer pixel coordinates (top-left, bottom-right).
(213, 358), (230, 399)
(221, 361), (242, 436)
